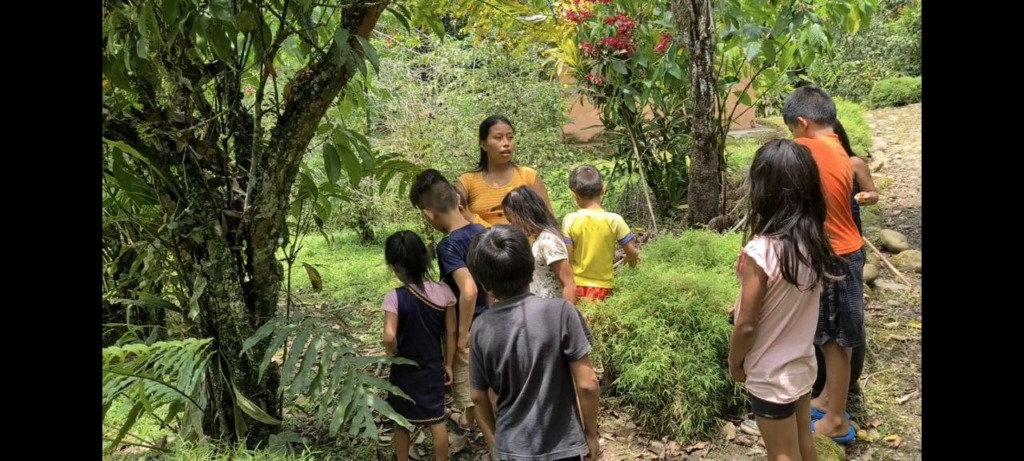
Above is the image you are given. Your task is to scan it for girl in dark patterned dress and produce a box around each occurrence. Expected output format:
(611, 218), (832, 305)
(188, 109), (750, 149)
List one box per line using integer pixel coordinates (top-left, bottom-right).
(381, 231), (456, 461)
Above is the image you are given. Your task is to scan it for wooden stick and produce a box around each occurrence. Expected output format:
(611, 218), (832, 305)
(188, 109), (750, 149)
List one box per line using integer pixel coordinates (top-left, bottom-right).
(897, 390), (920, 405)
(862, 238), (913, 288)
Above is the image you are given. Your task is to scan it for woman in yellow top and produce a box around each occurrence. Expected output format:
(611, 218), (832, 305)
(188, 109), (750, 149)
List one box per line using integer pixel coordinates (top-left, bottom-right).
(456, 115), (553, 227)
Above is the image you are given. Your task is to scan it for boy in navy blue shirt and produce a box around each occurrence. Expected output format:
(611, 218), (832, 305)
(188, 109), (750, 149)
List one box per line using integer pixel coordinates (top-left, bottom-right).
(409, 169), (489, 437)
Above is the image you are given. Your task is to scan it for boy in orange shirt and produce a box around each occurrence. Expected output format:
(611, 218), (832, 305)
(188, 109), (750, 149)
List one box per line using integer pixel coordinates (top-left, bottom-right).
(782, 86), (864, 444)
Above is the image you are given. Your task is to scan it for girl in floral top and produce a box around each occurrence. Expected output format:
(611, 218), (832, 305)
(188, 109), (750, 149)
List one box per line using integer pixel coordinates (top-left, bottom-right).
(502, 186), (594, 344)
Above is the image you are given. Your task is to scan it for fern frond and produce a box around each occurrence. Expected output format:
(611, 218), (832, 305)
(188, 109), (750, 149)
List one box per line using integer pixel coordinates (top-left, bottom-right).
(245, 310), (417, 439)
(101, 338), (214, 453)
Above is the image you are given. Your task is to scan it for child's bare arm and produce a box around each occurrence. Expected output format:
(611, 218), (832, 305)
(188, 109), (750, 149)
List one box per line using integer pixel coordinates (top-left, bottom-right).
(452, 268), (478, 350)
(570, 355), (601, 458)
(444, 305), (456, 384)
(382, 312), (399, 357)
(471, 387), (497, 449)
(623, 241), (640, 268)
(551, 259), (578, 304)
(728, 253), (767, 380)
(851, 157), (879, 205)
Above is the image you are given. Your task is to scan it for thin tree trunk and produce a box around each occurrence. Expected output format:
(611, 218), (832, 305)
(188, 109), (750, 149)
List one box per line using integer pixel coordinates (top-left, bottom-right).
(671, 0), (722, 227)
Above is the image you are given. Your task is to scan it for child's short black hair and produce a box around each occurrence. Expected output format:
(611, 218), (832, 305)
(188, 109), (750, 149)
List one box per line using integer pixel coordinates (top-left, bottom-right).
(782, 85), (837, 127)
(569, 165), (603, 200)
(409, 169), (458, 212)
(467, 225), (534, 299)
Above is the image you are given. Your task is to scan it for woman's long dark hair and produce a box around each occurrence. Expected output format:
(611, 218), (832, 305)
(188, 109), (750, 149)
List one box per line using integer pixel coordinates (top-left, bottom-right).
(501, 186), (563, 239)
(475, 115), (515, 172)
(744, 139), (840, 288)
(384, 231), (432, 286)
(834, 119), (856, 158)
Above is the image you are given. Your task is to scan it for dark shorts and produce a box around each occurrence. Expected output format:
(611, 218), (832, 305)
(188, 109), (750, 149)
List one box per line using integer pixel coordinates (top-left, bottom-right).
(815, 249), (865, 348)
(749, 392), (805, 420)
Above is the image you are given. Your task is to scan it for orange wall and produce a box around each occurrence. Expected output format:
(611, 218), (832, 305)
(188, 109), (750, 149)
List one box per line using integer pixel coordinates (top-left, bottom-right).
(560, 73), (756, 143)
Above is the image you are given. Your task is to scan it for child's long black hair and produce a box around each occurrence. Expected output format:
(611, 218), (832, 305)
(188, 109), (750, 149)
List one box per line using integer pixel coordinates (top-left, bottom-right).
(744, 139), (840, 288)
(501, 186), (563, 240)
(384, 231), (432, 286)
(834, 119), (857, 158)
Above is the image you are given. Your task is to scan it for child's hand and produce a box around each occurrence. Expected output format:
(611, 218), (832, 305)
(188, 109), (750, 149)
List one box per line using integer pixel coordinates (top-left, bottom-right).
(444, 365), (454, 385)
(854, 192), (872, 204)
(729, 364), (746, 383)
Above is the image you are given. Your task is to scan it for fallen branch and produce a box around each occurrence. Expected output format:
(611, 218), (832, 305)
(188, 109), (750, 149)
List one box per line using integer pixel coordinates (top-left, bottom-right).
(862, 238), (913, 288)
(897, 390), (920, 405)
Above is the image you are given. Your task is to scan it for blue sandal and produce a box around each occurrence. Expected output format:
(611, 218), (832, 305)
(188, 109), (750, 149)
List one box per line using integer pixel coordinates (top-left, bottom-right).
(811, 407), (850, 421)
(811, 419), (856, 444)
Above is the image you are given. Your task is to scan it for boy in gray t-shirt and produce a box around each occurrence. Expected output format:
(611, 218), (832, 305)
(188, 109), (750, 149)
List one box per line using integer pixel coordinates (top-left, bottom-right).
(466, 225), (600, 461)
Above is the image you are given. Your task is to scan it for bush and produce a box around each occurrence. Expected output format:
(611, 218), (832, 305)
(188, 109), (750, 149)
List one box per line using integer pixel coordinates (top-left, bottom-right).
(869, 76), (922, 108)
(834, 98), (873, 156)
(581, 231), (746, 442)
(809, 1), (922, 103)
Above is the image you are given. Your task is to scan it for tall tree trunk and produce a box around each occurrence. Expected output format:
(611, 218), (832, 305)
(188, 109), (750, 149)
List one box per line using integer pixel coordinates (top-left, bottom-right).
(102, 1), (389, 447)
(671, 0), (722, 227)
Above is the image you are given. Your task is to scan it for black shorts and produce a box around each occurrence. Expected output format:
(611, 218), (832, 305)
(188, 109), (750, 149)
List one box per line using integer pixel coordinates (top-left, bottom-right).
(815, 249), (866, 348)
(749, 393), (805, 420)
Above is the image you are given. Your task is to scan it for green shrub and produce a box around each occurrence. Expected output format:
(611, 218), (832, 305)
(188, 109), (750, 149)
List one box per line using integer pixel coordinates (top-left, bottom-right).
(869, 76), (922, 108)
(809, 1), (922, 103)
(581, 231), (746, 442)
(834, 98), (873, 156)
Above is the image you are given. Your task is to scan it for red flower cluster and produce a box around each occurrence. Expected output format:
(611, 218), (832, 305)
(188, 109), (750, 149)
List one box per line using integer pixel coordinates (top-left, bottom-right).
(598, 13), (637, 55)
(603, 13), (635, 35)
(601, 35), (636, 55)
(580, 41), (598, 57)
(566, 9), (593, 24)
(586, 73), (605, 86)
(654, 33), (672, 54)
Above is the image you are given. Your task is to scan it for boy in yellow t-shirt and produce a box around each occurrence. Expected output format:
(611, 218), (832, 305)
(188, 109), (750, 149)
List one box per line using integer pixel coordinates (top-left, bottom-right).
(561, 165), (640, 301)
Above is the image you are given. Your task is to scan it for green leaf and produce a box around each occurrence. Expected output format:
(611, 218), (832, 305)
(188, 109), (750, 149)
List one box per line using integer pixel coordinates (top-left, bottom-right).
(188, 274), (206, 320)
(668, 61), (683, 80)
(292, 337), (320, 394)
(334, 29), (351, 63)
(241, 320), (279, 356)
(612, 59), (628, 75)
(323, 144), (342, 185)
(386, 6), (412, 31)
(370, 393), (412, 429)
(330, 379), (356, 435)
(161, 0), (180, 25)
(211, 0), (236, 22)
(259, 323), (298, 382)
(302, 263), (323, 293)
(355, 36), (380, 74)
(282, 327), (312, 382)
(235, 11), (258, 32)
(809, 23), (828, 47)
(208, 24), (236, 67)
(337, 142), (362, 188)
(232, 383), (282, 425)
(744, 42), (761, 62)
(106, 402), (144, 452)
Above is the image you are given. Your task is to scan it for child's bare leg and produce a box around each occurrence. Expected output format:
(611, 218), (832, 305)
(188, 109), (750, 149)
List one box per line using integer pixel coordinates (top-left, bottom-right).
(811, 346), (851, 411)
(794, 393), (817, 461)
(393, 426), (411, 461)
(755, 413), (802, 461)
(428, 421), (449, 461)
(812, 340), (852, 437)
(463, 405), (477, 428)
